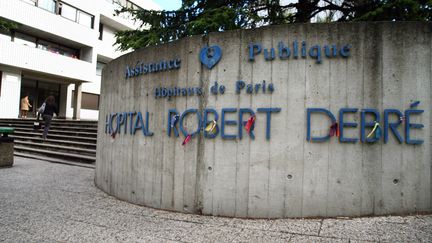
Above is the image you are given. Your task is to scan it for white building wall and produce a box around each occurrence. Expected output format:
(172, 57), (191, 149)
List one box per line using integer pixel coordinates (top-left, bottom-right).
(79, 108), (100, 120)
(0, 0), (159, 120)
(66, 77), (101, 120)
(97, 25), (127, 60)
(0, 1), (97, 47)
(0, 70), (22, 118)
(0, 39), (94, 82)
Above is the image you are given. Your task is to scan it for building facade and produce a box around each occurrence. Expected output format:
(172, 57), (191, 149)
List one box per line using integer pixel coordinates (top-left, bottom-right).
(0, 0), (155, 120)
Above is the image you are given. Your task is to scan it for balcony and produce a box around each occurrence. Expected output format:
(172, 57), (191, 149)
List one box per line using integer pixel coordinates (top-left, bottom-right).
(96, 39), (130, 61)
(0, 39), (93, 82)
(0, 0), (97, 47)
(98, 0), (142, 31)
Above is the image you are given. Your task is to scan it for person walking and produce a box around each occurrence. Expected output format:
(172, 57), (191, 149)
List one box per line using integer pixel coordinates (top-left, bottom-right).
(41, 96), (58, 140)
(20, 95), (32, 118)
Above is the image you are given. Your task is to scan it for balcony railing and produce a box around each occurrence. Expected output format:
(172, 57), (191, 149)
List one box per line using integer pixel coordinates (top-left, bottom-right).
(0, 39), (93, 82)
(1, 30), (80, 60)
(19, 0), (95, 29)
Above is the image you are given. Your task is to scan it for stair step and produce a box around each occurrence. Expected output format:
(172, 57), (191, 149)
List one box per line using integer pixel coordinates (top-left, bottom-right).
(14, 152), (95, 169)
(12, 127), (97, 138)
(52, 125), (97, 131)
(0, 118), (97, 124)
(0, 123), (97, 130)
(11, 135), (96, 149)
(13, 131), (96, 143)
(1, 118), (98, 166)
(14, 140), (95, 155)
(0, 124), (97, 130)
(14, 145), (95, 163)
(0, 120), (97, 130)
(0, 123), (98, 132)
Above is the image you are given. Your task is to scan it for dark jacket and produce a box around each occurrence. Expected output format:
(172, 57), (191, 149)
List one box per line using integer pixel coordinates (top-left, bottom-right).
(43, 103), (58, 116)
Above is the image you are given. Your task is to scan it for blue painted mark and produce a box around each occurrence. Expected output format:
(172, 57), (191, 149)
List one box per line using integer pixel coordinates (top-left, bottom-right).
(200, 45), (222, 69)
(410, 101), (420, 108)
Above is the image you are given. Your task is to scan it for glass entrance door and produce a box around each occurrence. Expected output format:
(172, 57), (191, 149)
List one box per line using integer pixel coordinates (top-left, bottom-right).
(21, 78), (61, 118)
(20, 79), (37, 118)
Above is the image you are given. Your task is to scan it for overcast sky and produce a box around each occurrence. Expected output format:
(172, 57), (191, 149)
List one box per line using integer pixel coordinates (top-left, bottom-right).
(151, 0), (296, 10)
(152, 0), (181, 10)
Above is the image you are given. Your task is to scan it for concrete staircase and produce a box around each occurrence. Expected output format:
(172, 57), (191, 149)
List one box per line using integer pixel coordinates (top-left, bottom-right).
(0, 118), (97, 168)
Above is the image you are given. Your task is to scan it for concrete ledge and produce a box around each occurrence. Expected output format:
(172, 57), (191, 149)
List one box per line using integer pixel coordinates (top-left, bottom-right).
(96, 22), (432, 218)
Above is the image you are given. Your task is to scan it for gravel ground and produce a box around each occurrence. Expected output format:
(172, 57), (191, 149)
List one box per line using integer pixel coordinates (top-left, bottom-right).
(0, 157), (431, 242)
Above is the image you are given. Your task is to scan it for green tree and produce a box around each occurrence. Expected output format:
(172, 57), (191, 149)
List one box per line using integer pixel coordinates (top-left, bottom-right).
(115, 0), (260, 50)
(348, 0), (432, 21)
(0, 18), (20, 33)
(115, 0), (432, 51)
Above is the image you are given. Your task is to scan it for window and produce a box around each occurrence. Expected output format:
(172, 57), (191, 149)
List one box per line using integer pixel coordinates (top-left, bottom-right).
(38, 0), (56, 13)
(96, 62), (106, 76)
(14, 32), (37, 48)
(0, 71), (2, 97)
(37, 39), (79, 58)
(20, 0), (37, 6)
(98, 23), (103, 40)
(82, 92), (99, 110)
(9, 31), (79, 59)
(77, 11), (93, 28)
(22, 0), (95, 29)
(71, 91), (100, 110)
(59, 3), (77, 21)
(58, 3), (94, 28)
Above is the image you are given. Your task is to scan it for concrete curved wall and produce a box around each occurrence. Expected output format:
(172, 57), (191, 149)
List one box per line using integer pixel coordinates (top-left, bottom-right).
(96, 22), (432, 218)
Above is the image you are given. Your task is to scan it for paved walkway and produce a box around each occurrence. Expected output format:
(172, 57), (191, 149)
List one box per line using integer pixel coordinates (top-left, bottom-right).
(0, 157), (431, 242)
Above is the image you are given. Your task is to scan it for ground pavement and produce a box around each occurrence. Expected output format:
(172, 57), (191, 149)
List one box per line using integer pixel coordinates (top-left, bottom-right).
(0, 157), (431, 242)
